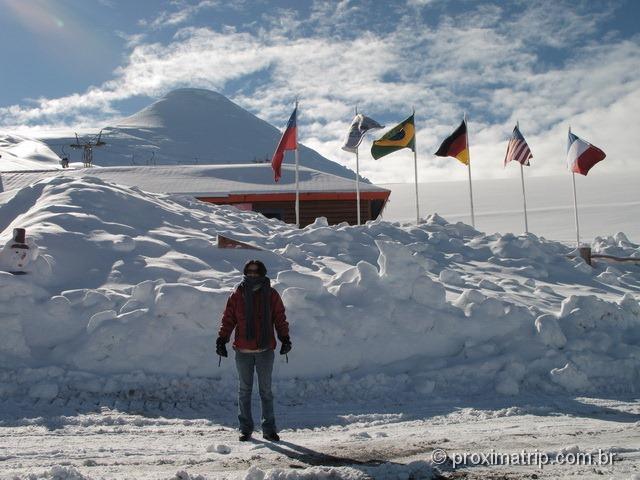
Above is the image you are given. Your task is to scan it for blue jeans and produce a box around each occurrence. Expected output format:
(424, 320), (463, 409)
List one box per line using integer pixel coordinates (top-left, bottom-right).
(234, 349), (276, 435)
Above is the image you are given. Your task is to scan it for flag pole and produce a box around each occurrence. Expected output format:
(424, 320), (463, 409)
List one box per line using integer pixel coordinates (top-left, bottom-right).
(517, 121), (529, 233)
(572, 172), (580, 247)
(569, 126), (580, 247)
(569, 127), (580, 247)
(413, 107), (420, 224)
(520, 163), (528, 233)
(295, 98), (300, 228)
(355, 105), (361, 225)
(465, 112), (475, 228)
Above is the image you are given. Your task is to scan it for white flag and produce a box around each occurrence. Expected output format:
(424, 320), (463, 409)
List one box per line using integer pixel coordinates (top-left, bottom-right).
(341, 114), (384, 153)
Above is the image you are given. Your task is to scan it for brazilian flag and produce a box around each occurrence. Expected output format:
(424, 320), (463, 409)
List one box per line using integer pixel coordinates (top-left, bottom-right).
(371, 114), (416, 160)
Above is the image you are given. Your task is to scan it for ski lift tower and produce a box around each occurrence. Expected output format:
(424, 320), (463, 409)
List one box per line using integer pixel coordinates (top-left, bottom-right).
(70, 130), (106, 167)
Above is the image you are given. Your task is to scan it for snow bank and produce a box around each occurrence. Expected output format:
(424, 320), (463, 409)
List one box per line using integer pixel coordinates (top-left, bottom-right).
(0, 130), (63, 171)
(0, 177), (638, 403)
(592, 232), (640, 258)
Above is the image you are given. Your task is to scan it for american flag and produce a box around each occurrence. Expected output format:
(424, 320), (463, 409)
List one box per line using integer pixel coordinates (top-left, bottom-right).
(504, 125), (533, 166)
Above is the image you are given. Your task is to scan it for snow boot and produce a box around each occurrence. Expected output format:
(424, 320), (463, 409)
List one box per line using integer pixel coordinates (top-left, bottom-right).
(239, 432), (252, 442)
(263, 432), (280, 442)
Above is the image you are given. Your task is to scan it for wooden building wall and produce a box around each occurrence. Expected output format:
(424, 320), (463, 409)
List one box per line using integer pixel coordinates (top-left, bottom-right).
(250, 199), (373, 226)
(199, 194), (389, 227)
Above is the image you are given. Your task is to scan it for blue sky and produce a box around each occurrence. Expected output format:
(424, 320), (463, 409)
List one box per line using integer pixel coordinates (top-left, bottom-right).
(0, 0), (639, 183)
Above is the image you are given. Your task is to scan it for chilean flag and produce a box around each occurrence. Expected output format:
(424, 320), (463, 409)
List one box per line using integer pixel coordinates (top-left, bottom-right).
(566, 130), (606, 176)
(271, 106), (297, 182)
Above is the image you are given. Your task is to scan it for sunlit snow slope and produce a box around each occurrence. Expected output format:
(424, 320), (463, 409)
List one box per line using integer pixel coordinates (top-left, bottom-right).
(0, 131), (63, 171)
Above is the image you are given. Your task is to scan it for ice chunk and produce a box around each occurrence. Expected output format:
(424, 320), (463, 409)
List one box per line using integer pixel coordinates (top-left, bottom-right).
(132, 279), (160, 303)
(45, 294), (71, 318)
(425, 213), (448, 226)
(550, 363), (591, 392)
(329, 261), (380, 305)
(82, 290), (114, 310)
(597, 271), (620, 286)
(113, 235), (136, 252)
(411, 275), (446, 309)
(172, 471), (206, 480)
(243, 466), (266, 480)
(206, 443), (231, 454)
(376, 240), (425, 299)
(478, 279), (503, 291)
(280, 243), (305, 261)
(439, 269), (465, 286)
(454, 289), (486, 309)
(87, 310), (118, 334)
(619, 293), (640, 315)
(277, 270), (324, 295)
(535, 314), (567, 349)
(305, 216), (329, 228)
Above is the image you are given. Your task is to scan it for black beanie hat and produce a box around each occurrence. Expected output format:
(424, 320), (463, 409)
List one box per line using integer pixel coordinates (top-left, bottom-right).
(243, 259), (267, 276)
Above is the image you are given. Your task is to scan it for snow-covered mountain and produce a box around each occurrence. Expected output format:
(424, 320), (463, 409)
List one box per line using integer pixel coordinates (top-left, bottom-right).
(26, 89), (364, 181)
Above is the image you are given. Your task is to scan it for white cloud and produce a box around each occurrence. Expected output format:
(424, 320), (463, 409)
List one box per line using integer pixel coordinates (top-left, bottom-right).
(139, 0), (223, 29)
(1, 1), (638, 183)
(115, 31), (147, 48)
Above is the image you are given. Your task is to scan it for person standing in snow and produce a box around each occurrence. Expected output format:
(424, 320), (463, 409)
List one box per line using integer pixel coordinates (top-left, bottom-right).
(216, 259), (291, 442)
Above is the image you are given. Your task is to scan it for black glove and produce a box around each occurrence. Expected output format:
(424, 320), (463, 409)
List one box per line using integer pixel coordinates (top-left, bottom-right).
(216, 337), (228, 357)
(279, 336), (292, 355)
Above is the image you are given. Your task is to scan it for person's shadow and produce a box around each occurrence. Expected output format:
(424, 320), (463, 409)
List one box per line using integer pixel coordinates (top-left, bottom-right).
(252, 438), (383, 467)
(249, 438), (441, 478)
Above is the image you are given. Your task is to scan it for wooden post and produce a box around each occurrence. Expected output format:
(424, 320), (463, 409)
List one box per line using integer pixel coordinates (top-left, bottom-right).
(578, 246), (592, 266)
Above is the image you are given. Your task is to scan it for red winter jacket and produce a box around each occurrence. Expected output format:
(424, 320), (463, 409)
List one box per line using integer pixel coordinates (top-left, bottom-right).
(218, 285), (289, 351)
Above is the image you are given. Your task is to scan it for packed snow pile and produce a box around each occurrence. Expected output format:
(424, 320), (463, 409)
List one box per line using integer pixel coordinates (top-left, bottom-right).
(0, 176), (638, 403)
(0, 131), (63, 171)
(593, 232), (640, 258)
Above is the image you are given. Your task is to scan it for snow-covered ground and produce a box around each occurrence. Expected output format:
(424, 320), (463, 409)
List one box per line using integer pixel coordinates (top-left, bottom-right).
(0, 396), (638, 479)
(0, 175), (638, 479)
(381, 171), (640, 242)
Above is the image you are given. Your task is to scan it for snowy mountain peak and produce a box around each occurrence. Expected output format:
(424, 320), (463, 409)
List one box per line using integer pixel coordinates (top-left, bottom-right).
(165, 87), (227, 100)
(116, 88), (246, 129)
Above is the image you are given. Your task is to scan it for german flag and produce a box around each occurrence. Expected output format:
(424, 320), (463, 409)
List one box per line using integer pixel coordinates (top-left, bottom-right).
(435, 120), (469, 165)
(371, 114), (416, 160)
